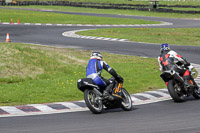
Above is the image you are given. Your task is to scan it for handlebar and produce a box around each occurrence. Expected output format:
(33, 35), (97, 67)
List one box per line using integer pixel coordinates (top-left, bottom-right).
(108, 76), (124, 83)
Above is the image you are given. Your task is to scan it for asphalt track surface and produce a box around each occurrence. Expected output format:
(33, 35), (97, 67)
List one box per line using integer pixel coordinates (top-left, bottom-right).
(0, 10), (200, 133)
(0, 98), (200, 133)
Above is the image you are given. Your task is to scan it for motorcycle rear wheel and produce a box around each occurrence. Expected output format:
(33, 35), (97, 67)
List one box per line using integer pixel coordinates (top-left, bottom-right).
(84, 89), (103, 114)
(121, 88), (132, 111)
(167, 80), (184, 102)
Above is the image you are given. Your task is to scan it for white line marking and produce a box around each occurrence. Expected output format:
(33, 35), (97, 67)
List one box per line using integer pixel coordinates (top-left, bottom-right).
(2, 22), (9, 24)
(145, 90), (170, 97)
(0, 106), (25, 114)
(133, 93), (157, 99)
(28, 104), (55, 112)
(130, 96), (143, 102)
(56, 102), (83, 109)
(35, 23), (42, 25)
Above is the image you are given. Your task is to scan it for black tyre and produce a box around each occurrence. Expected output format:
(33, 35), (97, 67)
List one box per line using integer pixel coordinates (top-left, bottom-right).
(84, 89), (103, 114)
(121, 88), (132, 111)
(167, 80), (184, 102)
(193, 87), (200, 99)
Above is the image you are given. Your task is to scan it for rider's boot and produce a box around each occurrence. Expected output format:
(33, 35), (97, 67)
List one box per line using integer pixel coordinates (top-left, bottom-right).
(190, 76), (199, 89)
(103, 83), (114, 101)
(184, 75), (194, 89)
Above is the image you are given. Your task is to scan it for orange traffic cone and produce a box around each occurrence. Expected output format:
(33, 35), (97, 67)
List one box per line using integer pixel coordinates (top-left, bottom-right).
(17, 18), (19, 24)
(5, 33), (11, 42)
(10, 19), (13, 24)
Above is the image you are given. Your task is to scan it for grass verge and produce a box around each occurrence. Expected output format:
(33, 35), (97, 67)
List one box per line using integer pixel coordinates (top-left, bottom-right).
(7, 5), (200, 19)
(78, 28), (200, 46)
(0, 8), (159, 25)
(0, 42), (166, 106)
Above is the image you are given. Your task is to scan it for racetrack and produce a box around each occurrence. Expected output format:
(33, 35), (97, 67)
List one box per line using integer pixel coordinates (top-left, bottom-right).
(0, 10), (200, 133)
(1, 98), (200, 133)
(0, 11), (200, 63)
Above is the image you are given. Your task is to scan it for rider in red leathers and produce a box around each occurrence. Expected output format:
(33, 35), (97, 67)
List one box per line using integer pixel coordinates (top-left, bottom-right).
(158, 43), (197, 88)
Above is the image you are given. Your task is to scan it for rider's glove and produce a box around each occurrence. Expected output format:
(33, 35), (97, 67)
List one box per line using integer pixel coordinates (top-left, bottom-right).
(186, 62), (191, 66)
(184, 62), (191, 69)
(184, 59), (190, 66)
(116, 75), (124, 83)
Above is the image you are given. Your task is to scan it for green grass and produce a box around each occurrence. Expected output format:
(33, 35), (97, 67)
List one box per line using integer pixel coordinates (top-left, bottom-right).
(0, 5), (199, 106)
(78, 28), (200, 46)
(8, 5), (200, 19)
(0, 43), (166, 106)
(0, 8), (159, 24)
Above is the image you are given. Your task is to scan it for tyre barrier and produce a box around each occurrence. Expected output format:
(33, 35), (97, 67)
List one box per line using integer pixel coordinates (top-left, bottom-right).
(159, 4), (200, 8)
(0, 1), (200, 14)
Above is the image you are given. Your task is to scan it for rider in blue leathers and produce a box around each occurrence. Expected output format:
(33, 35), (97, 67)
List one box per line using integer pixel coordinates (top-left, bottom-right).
(86, 52), (123, 100)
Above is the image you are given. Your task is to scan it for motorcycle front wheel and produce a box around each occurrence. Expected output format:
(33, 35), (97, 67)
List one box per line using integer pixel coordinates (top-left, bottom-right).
(193, 87), (200, 99)
(121, 88), (132, 111)
(167, 80), (184, 102)
(84, 89), (103, 114)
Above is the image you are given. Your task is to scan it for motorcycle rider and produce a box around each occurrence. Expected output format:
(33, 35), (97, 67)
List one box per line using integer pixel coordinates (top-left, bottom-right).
(158, 43), (198, 89)
(86, 52), (123, 100)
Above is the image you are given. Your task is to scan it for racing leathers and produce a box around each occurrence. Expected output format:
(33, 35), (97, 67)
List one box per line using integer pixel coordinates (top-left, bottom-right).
(158, 50), (194, 87)
(86, 58), (122, 97)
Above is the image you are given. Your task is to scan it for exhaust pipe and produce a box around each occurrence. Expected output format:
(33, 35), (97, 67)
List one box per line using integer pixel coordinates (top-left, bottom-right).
(170, 70), (184, 83)
(93, 88), (103, 97)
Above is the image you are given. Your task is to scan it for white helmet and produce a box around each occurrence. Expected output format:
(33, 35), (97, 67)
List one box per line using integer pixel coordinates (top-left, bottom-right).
(90, 52), (102, 60)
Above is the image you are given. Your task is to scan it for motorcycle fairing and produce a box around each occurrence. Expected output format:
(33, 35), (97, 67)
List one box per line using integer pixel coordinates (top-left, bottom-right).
(112, 83), (123, 99)
(160, 70), (173, 82)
